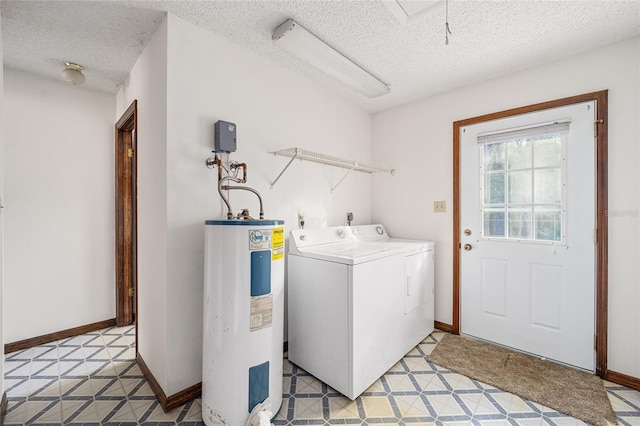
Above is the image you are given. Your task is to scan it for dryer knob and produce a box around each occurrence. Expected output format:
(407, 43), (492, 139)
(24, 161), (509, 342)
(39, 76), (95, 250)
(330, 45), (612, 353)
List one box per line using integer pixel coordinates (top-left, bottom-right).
(376, 226), (384, 235)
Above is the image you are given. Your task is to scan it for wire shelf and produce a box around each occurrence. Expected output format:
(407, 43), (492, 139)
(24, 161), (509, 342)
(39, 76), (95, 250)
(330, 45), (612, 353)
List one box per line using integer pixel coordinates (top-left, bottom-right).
(270, 147), (394, 191)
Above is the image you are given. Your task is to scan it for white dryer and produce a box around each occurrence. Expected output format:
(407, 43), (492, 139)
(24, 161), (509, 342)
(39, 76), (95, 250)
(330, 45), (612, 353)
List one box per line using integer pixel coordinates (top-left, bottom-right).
(287, 225), (434, 400)
(351, 224), (435, 319)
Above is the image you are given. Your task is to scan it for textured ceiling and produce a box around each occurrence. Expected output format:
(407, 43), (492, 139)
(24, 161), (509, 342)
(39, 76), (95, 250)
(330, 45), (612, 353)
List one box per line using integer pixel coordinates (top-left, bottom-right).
(2, 0), (639, 113)
(1, 1), (165, 94)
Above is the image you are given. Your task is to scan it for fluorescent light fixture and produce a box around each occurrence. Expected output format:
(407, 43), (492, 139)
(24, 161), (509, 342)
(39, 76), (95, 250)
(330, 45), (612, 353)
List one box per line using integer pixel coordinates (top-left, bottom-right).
(272, 19), (390, 98)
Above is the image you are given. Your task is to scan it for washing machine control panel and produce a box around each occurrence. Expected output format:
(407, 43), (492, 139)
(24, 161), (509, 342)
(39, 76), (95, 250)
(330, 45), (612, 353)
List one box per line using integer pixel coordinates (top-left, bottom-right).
(290, 226), (357, 253)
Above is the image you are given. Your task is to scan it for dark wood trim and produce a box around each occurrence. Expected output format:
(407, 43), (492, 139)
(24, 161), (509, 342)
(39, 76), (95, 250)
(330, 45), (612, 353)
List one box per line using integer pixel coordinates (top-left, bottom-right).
(137, 354), (167, 408)
(594, 91), (609, 379)
(166, 382), (203, 412)
(452, 90), (609, 377)
(116, 99), (138, 129)
(452, 110), (461, 336)
(607, 370), (640, 392)
(4, 318), (116, 354)
(137, 353), (202, 412)
(115, 100), (138, 329)
(0, 392), (7, 426)
(434, 321), (454, 334)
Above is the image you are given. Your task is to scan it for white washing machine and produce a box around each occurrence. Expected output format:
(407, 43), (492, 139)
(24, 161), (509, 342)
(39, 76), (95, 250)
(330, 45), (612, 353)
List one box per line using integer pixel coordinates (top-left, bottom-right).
(287, 225), (434, 400)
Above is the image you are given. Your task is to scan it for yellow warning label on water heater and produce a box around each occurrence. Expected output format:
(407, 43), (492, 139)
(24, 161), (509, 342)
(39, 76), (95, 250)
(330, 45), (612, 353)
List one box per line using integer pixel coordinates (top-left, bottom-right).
(272, 227), (284, 260)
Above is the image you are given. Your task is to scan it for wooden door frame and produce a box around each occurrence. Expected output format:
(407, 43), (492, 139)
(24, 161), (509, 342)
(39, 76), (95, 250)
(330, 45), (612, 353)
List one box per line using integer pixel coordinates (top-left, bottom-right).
(452, 91), (609, 378)
(115, 100), (138, 328)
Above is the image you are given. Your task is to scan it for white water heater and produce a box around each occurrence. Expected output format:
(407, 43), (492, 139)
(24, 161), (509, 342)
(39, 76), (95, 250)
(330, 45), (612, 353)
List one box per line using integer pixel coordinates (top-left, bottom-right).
(202, 219), (285, 425)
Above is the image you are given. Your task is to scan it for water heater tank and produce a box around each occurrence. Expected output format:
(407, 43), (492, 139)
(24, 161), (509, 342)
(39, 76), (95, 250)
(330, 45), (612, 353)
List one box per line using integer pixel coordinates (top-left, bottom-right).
(202, 219), (285, 425)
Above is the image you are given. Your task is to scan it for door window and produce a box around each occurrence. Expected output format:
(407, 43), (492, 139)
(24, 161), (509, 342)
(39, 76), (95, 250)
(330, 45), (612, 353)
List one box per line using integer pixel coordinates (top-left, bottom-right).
(479, 121), (568, 244)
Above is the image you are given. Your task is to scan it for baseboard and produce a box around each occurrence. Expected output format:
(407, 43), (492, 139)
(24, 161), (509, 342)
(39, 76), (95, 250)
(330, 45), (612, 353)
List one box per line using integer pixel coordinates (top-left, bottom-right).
(4, 318), (117, 354)
(137, 352), (202, 412)
(607, 370), (640, 392)
(167, 382), (202, 412)
(0, 392), (7, 426)
(434, 321), (454, 333)
(137, 353), (168, 409)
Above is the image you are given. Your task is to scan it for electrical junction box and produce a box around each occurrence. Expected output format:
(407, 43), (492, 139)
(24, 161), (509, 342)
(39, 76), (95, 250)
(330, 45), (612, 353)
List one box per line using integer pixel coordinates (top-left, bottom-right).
(214, 120), (237, 153)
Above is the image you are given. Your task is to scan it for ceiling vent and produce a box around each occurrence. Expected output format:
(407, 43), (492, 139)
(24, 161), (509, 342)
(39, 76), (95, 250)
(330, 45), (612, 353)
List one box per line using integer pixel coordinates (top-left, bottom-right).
(381, 0), (440, 25)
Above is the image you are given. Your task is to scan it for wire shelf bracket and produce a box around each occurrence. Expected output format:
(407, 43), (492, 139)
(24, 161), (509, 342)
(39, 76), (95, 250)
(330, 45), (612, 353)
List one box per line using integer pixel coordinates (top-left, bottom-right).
(270, 147), (395, 191)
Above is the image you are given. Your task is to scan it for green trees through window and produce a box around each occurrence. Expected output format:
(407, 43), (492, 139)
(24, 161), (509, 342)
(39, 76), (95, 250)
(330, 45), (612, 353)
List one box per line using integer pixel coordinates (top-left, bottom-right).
(481, 134), (564, 242)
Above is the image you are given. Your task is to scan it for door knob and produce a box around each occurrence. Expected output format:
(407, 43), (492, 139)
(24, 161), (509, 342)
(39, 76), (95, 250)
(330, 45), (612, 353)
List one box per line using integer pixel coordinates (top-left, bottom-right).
(464, 243), (472, 251)
(464, 228), (472, 236)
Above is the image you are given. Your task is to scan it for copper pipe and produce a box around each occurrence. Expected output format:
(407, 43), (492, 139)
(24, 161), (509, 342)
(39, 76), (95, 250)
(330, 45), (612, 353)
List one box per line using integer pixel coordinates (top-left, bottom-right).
(211, 158), (265, 220)
(231, 162), (248, 183)
(222, 184), (264, 219)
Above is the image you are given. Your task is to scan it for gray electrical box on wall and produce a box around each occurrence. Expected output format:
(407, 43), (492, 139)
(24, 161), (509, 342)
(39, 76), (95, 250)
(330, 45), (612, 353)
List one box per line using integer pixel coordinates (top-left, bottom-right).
(214, 120), (237, 152)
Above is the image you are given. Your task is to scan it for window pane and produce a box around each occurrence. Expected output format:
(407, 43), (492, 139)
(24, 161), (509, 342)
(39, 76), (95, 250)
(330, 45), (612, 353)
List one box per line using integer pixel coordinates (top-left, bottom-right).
(484, 143), (505, 171)
(484, 209), (505, 237)
(535, 208), (562, 241)
(480, 130), (565, 243)
(507, 139), (532, 170)
(535, 168), (562, 204)
(508, 208), (531, 238)
(484, 173), (505, 204)
(508, 171), (532, 204)
(534, 137), (562, 168)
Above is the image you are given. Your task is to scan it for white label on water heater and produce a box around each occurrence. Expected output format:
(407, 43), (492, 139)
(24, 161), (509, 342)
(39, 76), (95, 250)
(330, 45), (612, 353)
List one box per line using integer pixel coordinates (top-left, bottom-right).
(249, 229), (272, 250)
(250, 294), (273, 332)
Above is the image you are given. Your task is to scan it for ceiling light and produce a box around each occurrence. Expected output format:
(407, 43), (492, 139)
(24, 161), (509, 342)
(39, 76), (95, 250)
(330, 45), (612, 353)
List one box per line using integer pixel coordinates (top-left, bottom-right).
(272, 19), (390, 98)
(61, 62), (86, 85)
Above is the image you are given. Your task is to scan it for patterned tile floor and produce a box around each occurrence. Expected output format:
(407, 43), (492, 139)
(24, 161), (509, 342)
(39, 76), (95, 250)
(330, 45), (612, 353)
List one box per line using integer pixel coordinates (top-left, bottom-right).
(4, 326), (640, 425)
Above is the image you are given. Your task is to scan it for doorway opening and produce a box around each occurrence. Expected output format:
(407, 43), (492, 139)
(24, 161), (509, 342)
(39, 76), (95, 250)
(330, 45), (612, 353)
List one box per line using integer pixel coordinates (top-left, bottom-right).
(115, 100), (138, 338)
(452, 91), (608, 377)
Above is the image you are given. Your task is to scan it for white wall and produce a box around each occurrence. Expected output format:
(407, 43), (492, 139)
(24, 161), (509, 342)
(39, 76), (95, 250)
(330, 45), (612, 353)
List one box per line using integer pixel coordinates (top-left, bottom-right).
(117, 13), (373, 395)
(3, 68), (116, 343)
(372, 37), (640, 378)
(116, 17), (169, 392)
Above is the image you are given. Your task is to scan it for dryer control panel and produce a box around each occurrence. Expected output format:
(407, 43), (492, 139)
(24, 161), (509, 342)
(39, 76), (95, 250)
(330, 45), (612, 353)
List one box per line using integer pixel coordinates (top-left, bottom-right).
(351, 224), (389, 241)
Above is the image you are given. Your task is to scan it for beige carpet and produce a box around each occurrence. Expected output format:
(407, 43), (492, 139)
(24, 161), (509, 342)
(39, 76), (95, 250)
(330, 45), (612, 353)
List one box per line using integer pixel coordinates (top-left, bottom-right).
(428, 334), (617, 426)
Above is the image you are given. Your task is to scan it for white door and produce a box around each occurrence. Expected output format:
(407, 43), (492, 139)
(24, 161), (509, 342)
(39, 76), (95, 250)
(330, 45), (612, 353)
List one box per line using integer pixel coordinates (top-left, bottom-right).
(460, 101), (596, 371)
